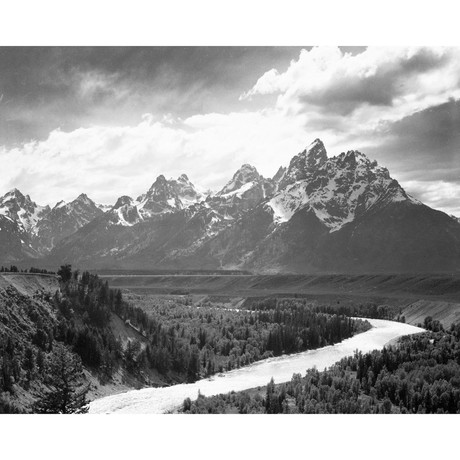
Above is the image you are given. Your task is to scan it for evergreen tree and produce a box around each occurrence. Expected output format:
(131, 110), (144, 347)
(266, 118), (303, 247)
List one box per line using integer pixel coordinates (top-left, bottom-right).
(34, 344), (88, 414)
(57, 264), (72, 283)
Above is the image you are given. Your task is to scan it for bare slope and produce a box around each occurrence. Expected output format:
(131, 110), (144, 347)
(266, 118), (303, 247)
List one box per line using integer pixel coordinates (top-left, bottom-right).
(0, 273), (59, 296)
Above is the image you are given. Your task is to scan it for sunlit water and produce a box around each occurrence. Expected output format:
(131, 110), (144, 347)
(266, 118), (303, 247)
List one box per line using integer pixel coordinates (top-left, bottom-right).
(89, 319), (424, 414)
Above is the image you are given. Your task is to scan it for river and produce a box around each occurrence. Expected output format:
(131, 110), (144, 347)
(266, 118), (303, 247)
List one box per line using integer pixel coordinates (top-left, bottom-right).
(89, 318), (424, 414)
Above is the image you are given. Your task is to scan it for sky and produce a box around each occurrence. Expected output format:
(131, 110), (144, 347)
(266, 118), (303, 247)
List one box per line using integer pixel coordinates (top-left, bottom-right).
(0, 46), (459, 216)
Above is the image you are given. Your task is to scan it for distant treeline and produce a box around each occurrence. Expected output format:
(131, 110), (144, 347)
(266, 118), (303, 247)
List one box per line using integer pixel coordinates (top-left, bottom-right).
(93, 268), (252, 276)
(0, 266), (56, 274)
(250, 298), (406, 323)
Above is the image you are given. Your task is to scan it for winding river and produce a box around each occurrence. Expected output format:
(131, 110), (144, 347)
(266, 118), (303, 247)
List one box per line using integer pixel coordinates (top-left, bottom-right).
(89, 318), (424, 414)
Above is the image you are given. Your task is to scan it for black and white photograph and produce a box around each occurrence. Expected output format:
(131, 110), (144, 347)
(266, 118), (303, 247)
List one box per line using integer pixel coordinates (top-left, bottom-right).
(1, 1), (459, 458)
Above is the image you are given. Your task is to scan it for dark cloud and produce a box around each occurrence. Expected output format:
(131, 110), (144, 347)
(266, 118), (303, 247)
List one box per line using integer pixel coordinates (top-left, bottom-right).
(299, 48), (452, 116)
(365, 99), (460, 184)
(0, 47), (308, 146)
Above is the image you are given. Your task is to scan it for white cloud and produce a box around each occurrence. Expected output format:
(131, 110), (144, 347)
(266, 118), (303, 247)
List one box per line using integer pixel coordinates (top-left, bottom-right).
(0, 109), (308, 206)
(242, 46), (460, 128)
(404, 180), (460, 217)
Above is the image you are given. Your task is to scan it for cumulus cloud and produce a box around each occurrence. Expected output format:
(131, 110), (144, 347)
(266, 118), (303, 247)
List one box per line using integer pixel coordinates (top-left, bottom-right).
(242, 47), (460, 122)
(404, 180), (460, 217)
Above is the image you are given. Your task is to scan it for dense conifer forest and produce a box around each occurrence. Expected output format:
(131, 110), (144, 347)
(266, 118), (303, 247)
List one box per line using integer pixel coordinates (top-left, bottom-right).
(181, 319), (460, 414)
(0, 266), (370, 413)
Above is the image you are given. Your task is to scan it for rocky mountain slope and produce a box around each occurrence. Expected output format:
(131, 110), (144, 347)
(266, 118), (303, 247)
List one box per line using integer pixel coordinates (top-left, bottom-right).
(197, 140), (460, 273)
(2, 138), (460, 273)
(0, 190), (103, 261)
(35, 194), (103, 252)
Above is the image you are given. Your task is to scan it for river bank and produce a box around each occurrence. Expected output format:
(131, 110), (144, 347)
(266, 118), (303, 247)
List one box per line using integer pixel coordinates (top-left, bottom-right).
(89, 318), (424, 414)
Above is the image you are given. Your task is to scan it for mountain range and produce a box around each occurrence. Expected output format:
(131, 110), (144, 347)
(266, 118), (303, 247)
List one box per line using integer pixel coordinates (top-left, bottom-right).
(2, 139), (460, 273)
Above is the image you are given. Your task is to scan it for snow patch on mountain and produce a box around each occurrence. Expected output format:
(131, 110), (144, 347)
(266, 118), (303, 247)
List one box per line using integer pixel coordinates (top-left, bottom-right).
(218, 164), (261, 196)
(106, 175), (207, 226)
(267, 148), (417, 232)
(0, 189), (49, 235)
(268, 184), (308, 224)
(219, 181), (255, 199)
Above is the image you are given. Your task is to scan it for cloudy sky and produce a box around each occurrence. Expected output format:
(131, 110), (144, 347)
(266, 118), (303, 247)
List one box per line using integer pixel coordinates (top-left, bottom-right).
(0, 46), (459, 215)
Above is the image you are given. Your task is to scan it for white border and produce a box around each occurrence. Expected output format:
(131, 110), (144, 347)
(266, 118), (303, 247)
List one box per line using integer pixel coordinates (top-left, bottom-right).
(1, 2), (459, 459)
(0, 0), (459, 45)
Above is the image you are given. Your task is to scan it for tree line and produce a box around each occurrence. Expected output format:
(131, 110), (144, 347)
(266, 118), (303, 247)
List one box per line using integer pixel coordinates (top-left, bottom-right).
(0, 265), (56, 274)
(182, 322), (460, 414)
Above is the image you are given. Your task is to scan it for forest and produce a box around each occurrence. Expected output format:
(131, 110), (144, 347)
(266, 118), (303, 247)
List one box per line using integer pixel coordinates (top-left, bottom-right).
(0, 266), (370, 413)
(181, 319), (460, 414)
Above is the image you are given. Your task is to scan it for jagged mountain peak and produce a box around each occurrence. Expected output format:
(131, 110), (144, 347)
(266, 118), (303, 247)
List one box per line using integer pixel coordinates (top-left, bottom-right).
(239, 163), (258, 173)
(1, 188), (32, 206)
(272, 166), (286, 182)
(131, 173), (205, 218)
(219, 164), (261, 196)
(50, 193), (98, 213)
(336, 149), (376, 167)
(75, 192), (92, 202)
(114, 196), (134, 209)
(278, 138), (328, 190)
(268, 142), (414, 232)
(148, 175), (168, 190)
(305, 138), (327, 163)
(52, 200), (66, 210)
(299, 138), (328, 171)
(232, 163), (260, 179)
(33, 192), (103, 252)
(5, 187), (24, 198)
(331, 150), (390, 182)
(0, 188), (49, 234)
(140, 176), (175, 204)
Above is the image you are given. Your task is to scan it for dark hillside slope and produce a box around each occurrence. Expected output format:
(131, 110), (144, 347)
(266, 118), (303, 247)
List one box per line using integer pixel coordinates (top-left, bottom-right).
(0, 273), (179, 412)
(326, 201), (460, 273)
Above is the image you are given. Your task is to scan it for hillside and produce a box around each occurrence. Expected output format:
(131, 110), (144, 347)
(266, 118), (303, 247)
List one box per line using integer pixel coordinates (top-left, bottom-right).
(0, 272), (179, 412)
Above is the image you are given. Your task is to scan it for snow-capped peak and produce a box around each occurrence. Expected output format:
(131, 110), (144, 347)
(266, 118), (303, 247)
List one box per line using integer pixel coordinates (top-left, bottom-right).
(272, 166), (286, 183)
(139, 174), (204, 212)
(0, 188), (50, 234)
(278, 138), (328, 190)
(75, 193), (92, 204)
(107, 174), (206, 224)
(53, 200), (67, 210)
(49, 193), (99, 215)
(113, 196), (134, 209)
(109, 196), (141, 226)
(178, 173), (190, 183)
(218, 164), (261, 196)
(267, 142), (414, 232)
(306, 138), (328, 164)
